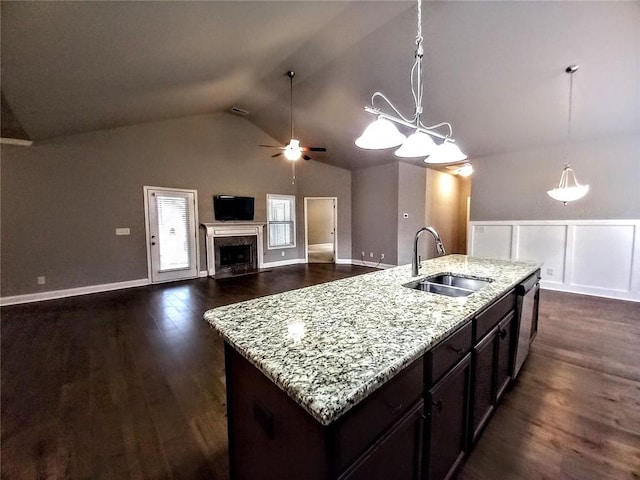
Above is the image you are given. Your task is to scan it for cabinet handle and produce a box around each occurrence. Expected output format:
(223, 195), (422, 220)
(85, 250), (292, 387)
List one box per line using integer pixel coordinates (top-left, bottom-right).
(432, 399), (443, 412)
(448, 345), (465, 355)
(499, 328), (507, 339)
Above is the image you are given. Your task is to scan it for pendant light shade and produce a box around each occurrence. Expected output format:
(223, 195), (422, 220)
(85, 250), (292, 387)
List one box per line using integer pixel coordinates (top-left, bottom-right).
(395, 131), (436, 157)
(547, 165), (589, 205)
(424, 140), (468, 164)
(355, 117), (406, 149)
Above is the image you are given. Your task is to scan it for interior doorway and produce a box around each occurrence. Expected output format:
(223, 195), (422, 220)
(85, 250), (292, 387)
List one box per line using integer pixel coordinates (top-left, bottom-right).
(144, 186), (199, 283)
(304, 197), (336, 264)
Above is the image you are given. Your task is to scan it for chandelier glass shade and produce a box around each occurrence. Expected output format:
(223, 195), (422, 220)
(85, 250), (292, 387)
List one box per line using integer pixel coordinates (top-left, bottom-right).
(355, 117), (406, 149)
(547, 65), (589, 205)
(355, 0), (465, 164)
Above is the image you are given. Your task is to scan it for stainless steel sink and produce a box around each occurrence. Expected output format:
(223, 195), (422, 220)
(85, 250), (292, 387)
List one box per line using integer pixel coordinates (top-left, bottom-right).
(404, 274), (493, 297)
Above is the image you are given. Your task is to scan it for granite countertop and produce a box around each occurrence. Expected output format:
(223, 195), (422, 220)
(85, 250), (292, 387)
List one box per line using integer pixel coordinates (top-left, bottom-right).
(204, 254), (539, 426)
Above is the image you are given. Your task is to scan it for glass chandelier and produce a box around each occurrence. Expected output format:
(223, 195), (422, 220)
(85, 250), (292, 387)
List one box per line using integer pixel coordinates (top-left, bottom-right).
(547, 65), (589, 205)
(355, 0), (466, 164)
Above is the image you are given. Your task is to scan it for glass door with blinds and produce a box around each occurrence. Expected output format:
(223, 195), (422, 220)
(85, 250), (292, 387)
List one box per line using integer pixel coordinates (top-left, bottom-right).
(144, 187), (199, 283)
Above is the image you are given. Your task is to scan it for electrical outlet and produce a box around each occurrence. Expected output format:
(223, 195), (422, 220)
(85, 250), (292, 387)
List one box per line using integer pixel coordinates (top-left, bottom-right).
(369, 252), (374, 258)
(380, 254), (385, 260)
(547, 267), (554, 276)
(115, 228), (130, 236)
(281, 251), (285, 257)
(37, 276), (46, 285)
(361, 251), (365, 258)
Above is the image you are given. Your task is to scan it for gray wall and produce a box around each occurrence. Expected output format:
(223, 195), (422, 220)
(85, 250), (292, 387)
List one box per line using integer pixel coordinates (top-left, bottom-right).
(351, 162), (398, 265)
(1, 113), (352, 296)
(397, 162), (427, 266)
(306, 199), (334, 245)
(296, 164), (351, 260)
(471, 134), (639, 221)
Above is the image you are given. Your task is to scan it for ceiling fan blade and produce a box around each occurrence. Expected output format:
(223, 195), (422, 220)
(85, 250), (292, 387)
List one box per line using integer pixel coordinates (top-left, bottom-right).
(303, 155), (311, 161)
(302, 147), (327, 152)
(259, 144), (285, 149)
(272, 152), (283, 158)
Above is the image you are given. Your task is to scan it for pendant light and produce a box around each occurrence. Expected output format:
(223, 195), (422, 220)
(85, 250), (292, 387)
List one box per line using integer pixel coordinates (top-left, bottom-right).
(547, 65), (589, 205)
(355, 0), (466, 163)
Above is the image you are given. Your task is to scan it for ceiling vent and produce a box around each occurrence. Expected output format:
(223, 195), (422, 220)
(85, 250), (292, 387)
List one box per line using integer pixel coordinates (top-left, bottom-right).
(230, 107), (249, 116)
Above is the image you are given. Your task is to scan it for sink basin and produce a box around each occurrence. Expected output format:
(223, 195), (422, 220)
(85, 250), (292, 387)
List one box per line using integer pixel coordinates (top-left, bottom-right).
(404, 274), (493, 297)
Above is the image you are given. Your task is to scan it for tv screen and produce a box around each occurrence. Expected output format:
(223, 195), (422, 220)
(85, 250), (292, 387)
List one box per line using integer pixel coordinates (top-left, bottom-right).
(214, 195), (255, 221)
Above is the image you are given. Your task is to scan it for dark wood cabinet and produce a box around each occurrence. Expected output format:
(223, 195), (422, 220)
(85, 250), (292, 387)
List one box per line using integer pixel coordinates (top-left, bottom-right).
(425, 353), (472, 480)
(470, 327), (497, 443)
(471, 302), (517, 445)
(496, 312), (515, 402)
(339, 401), (424, 480)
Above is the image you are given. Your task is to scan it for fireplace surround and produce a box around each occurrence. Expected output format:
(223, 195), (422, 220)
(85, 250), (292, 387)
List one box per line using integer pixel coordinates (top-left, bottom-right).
(202, 222), (265, 278)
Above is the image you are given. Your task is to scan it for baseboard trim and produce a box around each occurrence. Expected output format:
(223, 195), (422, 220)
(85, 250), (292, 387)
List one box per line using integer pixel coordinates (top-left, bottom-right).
(262, 258), (307, 268)
(1, 278), (150, 306)
(540, 283), (639, 303)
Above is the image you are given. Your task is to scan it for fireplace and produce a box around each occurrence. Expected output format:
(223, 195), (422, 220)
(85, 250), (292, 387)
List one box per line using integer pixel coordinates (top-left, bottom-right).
(214, 235), (257, 277)
(202, 222), (265, 278)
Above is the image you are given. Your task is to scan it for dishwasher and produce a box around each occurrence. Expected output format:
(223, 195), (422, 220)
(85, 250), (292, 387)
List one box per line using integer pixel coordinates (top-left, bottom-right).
(512, 271), (540, 379)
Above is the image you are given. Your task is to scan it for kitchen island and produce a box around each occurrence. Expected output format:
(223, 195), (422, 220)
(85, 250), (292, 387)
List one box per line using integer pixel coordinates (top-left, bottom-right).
(204, 255), (540, 480)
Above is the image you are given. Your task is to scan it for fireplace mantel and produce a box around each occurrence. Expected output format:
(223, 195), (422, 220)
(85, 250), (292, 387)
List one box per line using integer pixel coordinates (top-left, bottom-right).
(202, 222), (265, 277)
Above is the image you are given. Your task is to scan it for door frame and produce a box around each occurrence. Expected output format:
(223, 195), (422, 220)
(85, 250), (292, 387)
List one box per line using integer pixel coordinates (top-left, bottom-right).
(143, 185), (200, 283)
(303, 197), (337, 264)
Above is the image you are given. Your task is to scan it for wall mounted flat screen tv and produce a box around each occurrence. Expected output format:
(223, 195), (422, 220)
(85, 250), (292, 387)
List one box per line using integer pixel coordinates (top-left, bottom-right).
(214, 195), (255, 221)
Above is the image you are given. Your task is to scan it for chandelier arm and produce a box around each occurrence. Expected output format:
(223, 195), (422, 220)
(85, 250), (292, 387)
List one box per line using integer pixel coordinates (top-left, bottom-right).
(418, 121), (453, 139)
(370, 92), (416, 124)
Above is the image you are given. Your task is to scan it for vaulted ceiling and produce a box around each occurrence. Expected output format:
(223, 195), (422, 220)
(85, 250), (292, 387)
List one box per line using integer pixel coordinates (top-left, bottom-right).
(2, 1), (638, 170)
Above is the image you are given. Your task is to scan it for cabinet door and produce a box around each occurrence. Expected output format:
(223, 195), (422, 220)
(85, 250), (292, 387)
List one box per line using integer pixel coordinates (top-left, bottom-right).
(340, 401), (424, 480)
(470, 328), (497, 444)
(425, 353), (472, 480)
(496, 312), (515, 402)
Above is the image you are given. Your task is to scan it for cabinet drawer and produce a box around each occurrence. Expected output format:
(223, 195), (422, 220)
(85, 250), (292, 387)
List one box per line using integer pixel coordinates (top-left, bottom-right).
(426, 321), (472, 386)
(474, 290), (516, 342)
(333, 358), (423, 473)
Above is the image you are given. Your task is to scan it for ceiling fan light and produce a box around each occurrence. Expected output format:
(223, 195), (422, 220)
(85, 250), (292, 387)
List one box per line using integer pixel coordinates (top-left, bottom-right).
(424, 140), (467, 164)
(355, 118), (406, 149)
(395, 131), (436, 158)
(284, 139), (302, 161)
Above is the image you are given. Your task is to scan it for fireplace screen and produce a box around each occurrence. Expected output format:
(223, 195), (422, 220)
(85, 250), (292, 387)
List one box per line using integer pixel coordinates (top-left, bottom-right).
(220, 244), (252, 267)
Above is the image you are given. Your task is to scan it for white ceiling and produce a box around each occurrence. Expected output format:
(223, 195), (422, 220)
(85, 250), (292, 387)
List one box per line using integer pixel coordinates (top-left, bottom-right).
(2, 1), (638, 170)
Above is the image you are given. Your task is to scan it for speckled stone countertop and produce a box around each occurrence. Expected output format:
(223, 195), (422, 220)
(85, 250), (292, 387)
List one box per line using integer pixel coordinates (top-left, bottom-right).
(204, 255), (539, 426)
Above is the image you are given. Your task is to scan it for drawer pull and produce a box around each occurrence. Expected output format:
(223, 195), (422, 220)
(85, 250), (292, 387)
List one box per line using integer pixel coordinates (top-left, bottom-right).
(499, 328), (507, 339)
(448, 345), (465, 355)
(432, 399), (443, 412)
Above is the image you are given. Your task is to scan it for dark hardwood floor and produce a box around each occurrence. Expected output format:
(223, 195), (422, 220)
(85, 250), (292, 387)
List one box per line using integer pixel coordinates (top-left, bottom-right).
(1, 266), (639, 479)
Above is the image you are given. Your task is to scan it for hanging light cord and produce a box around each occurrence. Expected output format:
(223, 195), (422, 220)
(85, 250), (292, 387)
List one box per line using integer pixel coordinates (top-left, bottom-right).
(290, 73), (294, 140)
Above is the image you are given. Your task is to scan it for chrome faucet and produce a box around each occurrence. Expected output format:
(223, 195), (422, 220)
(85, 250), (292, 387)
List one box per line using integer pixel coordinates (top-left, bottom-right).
(412, 227), (446, 276)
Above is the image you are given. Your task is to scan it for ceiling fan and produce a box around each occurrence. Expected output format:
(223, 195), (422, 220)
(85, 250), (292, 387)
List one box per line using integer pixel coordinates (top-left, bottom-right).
(259, 71), (326, 161)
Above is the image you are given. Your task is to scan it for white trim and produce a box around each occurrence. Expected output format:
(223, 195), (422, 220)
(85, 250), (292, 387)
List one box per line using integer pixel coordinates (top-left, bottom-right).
(199, 270), (208, 278)
(262, 258), (306, 268)
(201, 222), (265, 277)
(1, 137), (33, 146)
(304, 197), (338, 264)
(267, 194), (296, 250)
(144, 186), (200, 284)
(469, 219), (640, 302)
(0, 278), (149, 306)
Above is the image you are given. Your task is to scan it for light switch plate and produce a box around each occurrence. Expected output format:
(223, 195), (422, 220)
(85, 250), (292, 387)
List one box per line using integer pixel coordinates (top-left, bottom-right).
(116, 228), (130, 236)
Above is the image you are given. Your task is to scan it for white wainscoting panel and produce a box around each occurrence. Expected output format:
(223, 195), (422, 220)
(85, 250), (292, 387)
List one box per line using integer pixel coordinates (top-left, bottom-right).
(517, 225), (567, 285)
(470, 225), (513, 260)
(469, 220), (640, 302)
